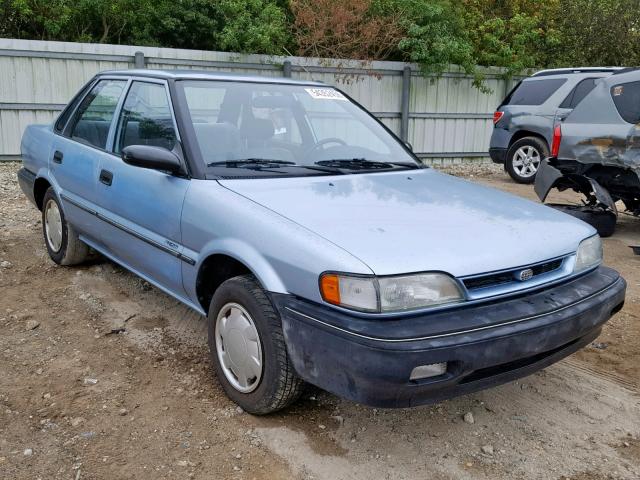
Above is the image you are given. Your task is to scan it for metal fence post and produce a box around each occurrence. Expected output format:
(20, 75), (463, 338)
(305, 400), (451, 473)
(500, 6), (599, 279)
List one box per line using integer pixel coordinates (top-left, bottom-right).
(283, 60), (292, 78)
(134, 51), (145, 69)
(400, 66), (411, 142)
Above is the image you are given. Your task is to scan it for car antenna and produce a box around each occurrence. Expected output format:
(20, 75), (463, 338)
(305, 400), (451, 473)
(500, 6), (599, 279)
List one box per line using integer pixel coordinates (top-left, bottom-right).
(281, 46), (317, 82)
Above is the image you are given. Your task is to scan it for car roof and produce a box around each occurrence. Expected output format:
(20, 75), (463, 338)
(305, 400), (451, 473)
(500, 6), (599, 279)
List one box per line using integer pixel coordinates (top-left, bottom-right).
(529, 67), (624, 79)
(604, 67), (640, 83)
(98, 69), (326, 86)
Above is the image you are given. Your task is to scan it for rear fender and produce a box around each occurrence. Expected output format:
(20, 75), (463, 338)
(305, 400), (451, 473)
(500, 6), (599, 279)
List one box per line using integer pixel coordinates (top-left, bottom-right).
(535, 159), (617, 213)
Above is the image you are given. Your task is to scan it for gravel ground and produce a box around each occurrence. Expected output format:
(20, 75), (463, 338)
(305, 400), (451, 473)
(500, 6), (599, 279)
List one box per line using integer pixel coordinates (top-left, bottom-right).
(1, 161), (639, 480)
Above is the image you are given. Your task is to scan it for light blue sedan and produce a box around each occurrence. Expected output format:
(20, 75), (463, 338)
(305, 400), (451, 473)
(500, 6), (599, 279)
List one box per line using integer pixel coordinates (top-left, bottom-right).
(18, 70), (626, 414)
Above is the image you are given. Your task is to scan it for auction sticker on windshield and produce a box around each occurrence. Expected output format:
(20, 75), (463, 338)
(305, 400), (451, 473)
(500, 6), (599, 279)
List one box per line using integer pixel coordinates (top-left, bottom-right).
(305, 88), (347, 100)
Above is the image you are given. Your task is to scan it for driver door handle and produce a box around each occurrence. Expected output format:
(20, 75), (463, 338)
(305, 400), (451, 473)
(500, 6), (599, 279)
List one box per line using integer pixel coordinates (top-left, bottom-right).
(99, 169), (113, 186)
(53, 151), (63, 164)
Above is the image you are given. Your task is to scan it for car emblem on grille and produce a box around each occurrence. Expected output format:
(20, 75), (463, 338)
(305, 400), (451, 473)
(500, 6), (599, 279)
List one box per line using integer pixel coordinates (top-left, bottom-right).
(518, 268), (534, 281)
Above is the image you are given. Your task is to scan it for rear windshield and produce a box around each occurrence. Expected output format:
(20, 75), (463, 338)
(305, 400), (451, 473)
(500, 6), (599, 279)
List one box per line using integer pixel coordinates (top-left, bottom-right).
(559, 78), (598, 109)
(501, 78), (567, 106)
(611, 81), (640, 123)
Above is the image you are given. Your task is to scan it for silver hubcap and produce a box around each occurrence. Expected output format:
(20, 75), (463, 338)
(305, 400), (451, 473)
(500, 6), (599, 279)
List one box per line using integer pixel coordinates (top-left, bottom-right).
(44, 199), (63, 252)
(215, 303), (263, 393)
(512, 146), (541, 177)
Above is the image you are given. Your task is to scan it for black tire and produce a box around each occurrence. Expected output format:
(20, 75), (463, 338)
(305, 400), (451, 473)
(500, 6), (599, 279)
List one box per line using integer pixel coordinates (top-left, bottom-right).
(505, 136), (549, 184)
(547, 204), (617, 237)
(42, 187), (91, 265)
(207, 274), (304, 414)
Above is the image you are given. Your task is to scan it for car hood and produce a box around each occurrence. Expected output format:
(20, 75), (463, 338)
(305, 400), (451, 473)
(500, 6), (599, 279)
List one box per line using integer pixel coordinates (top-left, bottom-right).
(218, 169), (595, 277)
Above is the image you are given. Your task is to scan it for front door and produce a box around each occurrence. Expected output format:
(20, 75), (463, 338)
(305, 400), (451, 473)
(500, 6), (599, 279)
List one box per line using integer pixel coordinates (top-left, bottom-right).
(95, 79), (190, 297)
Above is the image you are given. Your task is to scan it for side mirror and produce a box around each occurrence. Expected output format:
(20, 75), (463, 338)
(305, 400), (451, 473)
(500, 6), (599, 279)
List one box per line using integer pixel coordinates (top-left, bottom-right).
(404, 141), (413, 152)
(122, 145), (183, 175)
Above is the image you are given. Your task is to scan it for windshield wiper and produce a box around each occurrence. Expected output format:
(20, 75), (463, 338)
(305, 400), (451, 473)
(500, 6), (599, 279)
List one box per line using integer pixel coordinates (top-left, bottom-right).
(207, 158), (345, 175)
(315, 158), (420, 170)
(207, 158), (297, 168)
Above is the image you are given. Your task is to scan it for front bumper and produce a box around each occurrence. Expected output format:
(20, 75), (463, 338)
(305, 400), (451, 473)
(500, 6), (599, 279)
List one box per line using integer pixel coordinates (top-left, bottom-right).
(272, 267), (625, 408)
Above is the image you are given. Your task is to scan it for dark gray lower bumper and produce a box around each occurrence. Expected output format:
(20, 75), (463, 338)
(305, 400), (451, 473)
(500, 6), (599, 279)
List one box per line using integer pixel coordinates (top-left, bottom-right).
(17, 167), (37, 206)
(272, 267), (625, 408)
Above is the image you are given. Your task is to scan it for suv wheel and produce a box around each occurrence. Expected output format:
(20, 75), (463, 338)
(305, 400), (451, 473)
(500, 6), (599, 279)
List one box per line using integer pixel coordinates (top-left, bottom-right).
(208, 274), (304, 414)
(505, 137), (548, 184)
(42, 187), (91, 265)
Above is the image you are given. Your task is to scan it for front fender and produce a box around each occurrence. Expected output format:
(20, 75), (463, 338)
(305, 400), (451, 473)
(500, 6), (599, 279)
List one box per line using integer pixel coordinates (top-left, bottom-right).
(189, 237), (288, 294)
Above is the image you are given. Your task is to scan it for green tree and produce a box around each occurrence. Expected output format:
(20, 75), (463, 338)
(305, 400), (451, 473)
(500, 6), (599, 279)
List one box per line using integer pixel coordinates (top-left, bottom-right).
(552, 0), (640, 67)
(216, 0), (291, 55)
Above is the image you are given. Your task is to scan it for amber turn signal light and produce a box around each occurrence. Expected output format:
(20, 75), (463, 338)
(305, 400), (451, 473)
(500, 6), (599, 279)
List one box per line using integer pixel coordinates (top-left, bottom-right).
(319, 274), (341, 305)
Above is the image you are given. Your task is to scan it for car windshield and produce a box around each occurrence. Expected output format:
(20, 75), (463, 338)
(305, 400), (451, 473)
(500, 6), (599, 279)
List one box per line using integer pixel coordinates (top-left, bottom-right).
(177, 80), (419, 175)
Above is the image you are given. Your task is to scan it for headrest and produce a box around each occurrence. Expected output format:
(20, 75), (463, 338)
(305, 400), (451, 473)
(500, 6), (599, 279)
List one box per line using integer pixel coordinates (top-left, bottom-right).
(242, 117), (275, 141)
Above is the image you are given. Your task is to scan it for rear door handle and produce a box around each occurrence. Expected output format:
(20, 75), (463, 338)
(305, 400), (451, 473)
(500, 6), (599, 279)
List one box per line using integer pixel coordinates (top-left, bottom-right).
(53, 151), (63, 164)
(99, 169), (113, 186)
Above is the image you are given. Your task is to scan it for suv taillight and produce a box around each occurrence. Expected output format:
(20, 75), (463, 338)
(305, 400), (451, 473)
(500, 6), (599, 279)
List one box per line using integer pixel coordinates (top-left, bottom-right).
(493, 111), (504, 125)
(551, 124), (562, 157)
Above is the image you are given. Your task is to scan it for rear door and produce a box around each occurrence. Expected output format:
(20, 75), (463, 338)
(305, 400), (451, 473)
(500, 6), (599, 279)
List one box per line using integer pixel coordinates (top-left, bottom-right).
(52, 78), (127, 241)
(555, 77), (599, 122)
(95, 79), (190, 297)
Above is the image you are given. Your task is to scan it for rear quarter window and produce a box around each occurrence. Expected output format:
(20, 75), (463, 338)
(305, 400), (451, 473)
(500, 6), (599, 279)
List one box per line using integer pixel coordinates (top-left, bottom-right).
(559, 78), (598, 109)
(611, 81), (640, 123)
(502, 78), (567, 106)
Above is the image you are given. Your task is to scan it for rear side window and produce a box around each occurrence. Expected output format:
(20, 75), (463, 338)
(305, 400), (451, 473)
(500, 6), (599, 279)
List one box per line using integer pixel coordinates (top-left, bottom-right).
(611, 81), (640, 123)
(55, 80), (95, 133)
(68, 80), (126, 149)
(502, 78), (567, 106)
(559, 78), (598, 109)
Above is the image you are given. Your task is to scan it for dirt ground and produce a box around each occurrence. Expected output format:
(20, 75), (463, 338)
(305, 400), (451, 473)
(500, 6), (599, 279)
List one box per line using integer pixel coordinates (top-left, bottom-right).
(1, 161), (639, 480)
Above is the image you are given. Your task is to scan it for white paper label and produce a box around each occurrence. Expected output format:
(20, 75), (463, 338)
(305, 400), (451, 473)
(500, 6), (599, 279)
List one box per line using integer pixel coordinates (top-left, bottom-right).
(305, 88), (347, 101)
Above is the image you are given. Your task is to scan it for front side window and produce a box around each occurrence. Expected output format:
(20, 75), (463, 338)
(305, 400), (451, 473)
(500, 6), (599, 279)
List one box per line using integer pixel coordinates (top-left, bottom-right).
(179, 80), (417, 175)
(114, 81), (177, 154)
(611, 81), (640, 124)
(69, 79), (126, 149)
(502, 78), (567, 106)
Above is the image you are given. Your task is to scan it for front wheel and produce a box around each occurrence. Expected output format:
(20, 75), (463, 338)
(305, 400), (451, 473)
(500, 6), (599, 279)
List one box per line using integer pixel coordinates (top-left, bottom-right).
(207, 275), (304, 414)
(42, 187), (91, 265)
(505, 137), (548, 184)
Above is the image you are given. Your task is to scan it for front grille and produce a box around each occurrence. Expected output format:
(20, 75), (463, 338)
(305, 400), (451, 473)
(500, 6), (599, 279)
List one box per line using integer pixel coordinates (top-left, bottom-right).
(530, 258), (563, 275)
(463, 258), (564, 291)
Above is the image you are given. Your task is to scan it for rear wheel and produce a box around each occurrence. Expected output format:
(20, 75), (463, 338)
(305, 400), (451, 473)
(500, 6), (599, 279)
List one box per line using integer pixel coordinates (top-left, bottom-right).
(505, 137), (548, 184)
(547, 203), (617, 237)
(42, 187), (91, 265)
(208, 274), (304, 414)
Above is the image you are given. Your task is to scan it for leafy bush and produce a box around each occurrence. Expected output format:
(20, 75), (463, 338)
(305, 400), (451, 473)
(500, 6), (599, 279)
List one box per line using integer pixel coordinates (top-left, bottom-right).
(2, 0), (639, 89)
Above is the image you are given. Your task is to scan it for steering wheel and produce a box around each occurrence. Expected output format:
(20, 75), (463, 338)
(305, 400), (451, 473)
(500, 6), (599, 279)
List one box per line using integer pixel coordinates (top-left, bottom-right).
(305, 137), (347, 157)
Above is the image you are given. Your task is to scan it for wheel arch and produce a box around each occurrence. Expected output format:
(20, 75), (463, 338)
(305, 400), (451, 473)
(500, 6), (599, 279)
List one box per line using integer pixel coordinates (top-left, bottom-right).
(33, 177), (52, 210)
(509, 130), (549, 151)
(194, 246), (287, 314)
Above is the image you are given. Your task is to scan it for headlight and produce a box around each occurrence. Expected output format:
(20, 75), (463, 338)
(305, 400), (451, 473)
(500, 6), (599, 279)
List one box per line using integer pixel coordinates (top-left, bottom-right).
(320, 272), (464, 313)
(574, 235), (603, 273)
